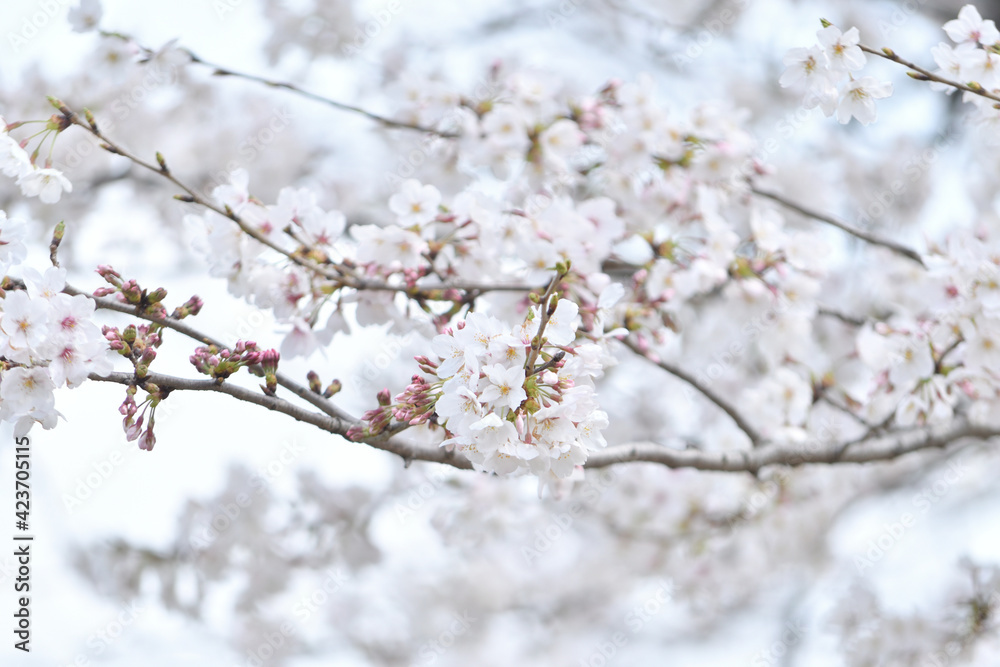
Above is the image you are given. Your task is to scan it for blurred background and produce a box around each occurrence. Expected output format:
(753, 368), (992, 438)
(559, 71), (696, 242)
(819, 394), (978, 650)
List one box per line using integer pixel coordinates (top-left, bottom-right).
(2, 0), (1000, 665)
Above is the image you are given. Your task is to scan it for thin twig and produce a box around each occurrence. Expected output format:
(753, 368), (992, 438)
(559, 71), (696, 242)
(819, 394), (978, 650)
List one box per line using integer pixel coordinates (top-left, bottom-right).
(860, 44), (1000, 105)
(99, 30), (456, 137)
(66, 283), (350, 422)
(586, 422), (999, 473)
(57, 103), (535, 300)
(524, 271), (565, 373)
(622, 336), (764, 448)
(751, 186), (927, 268)
(187, 53), (457, 137)
(59, 104), (347, 277)
(82, 305), (1000, 474)
(91, 370), (473, 469)
(817, 306), (866, 327)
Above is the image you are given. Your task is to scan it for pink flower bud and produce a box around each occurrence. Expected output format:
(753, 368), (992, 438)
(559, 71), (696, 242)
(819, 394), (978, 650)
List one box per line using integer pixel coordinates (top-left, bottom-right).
(138, 428), (156, 451)
(96, 265), (122, 281)
(261, 349), (280, 373)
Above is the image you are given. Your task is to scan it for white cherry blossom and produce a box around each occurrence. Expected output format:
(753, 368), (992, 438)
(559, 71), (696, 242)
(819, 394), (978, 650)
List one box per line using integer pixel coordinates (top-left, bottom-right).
(17, 168), (73, 203)
(389, 179), (442, 227)
(943, 4), (1000, 45)
(836, 76), (893, 125)
(817, 25), (866, 72)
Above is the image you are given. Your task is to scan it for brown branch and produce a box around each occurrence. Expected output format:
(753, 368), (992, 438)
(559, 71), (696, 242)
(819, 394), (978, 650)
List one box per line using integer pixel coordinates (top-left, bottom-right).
(525, 268), (567, 373)
(81, 308), (999, 474)
(860, 44), (1000, 105)
(57, 103), (535, 301)
(98, 30), (456, 137)
(585, 422), (999, 473)
(190, 57), (457, 137)
(59, 104), (346, 277)
(621, 336), (764, 447)
(91, 370), (473, 469)
(817, 306), (866, 327)
(66, 283), (351, 423)
(90, 369), (998, 474)
(751, 186), (927, 269)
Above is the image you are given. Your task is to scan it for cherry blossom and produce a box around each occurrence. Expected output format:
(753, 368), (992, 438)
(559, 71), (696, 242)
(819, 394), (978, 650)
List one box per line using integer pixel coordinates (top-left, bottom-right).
(68, 0), (103, 33)
(7, 3), (1000, 664)
(836, 76), (893, 125)
(929, 42), (976, 93)
(17, 168), (73, 204)
(479, 363), (528, 411)
(0, 211), (28, 273)
(0, 366), (59, 436)
(388, 179), (442, 227)
(816, 25), (865, 72)
(943, 4), (1000, 46)
(0, 134), (31, 178)
(0, 290), (51, 357)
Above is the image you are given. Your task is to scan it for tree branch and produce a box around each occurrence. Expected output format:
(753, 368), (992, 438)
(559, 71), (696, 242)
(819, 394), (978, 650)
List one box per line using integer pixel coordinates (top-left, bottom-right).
(751, 185), (927, 269)
(621, 336), (764, 447)
(56, 103), (536, 301)
(860, 43), (1000, 105)
(84, 324), (999, 475)
(91, 370), (473, 469)
(817, 305), (866, 327)
(98, 30), (456, 137)
(65, 283), (351, 422)
(586, 422), (999, 473)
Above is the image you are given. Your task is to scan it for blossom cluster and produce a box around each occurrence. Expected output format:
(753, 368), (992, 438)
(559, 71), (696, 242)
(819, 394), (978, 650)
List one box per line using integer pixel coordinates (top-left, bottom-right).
(182, 67), (845, 457)
(931, 4), (1000, 100)
(849, 227), (1000, 429)
(0, 215), (112, 435)
(184, 64), (791, 377)
(779, 23), (893, 125)
(119, 382), (161, 451)
(184, 171), (350, 359)
(927, 5), (1000, 139)
(352, 291), (615, 490)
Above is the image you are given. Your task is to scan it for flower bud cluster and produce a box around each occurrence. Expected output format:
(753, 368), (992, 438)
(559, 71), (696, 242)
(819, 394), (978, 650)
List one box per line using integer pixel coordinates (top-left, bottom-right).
(103, 323), (162, 378)
(189, 340), (269, 383)
(119, 381), (168, 451)
(94, 265), (171, 318)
